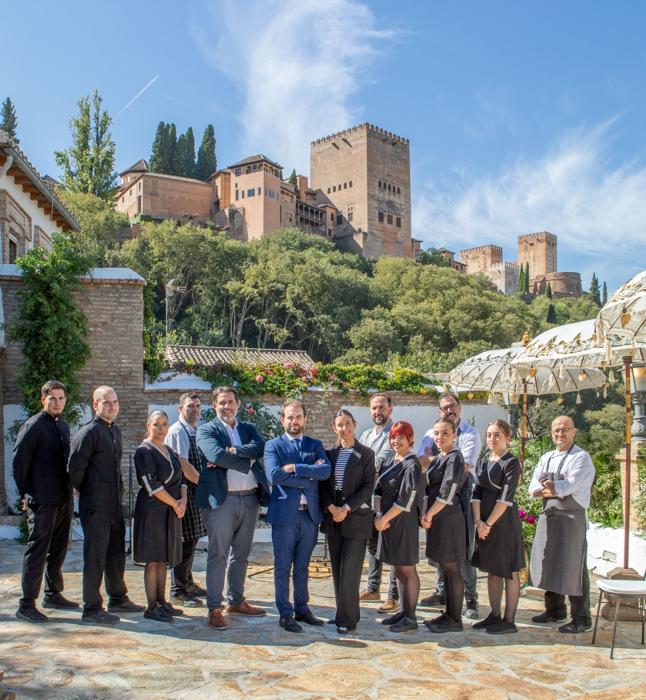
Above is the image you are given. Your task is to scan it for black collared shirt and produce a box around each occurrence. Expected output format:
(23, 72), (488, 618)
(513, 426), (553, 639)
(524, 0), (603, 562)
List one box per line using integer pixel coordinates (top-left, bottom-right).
(68, 416), (123, 514)
(13, 410), (71, 504)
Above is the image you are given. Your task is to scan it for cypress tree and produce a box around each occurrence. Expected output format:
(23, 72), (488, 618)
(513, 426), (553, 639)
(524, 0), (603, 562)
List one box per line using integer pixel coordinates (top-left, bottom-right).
(518, 264), (525, 294)
(289, 169), (298, 186)
(589, 273), (601, 306)
(173, 133), (188, 177)
(1, 97), (19, 143)
(601, 281), (608, 306)
(184, 127), (196, 178)
(166, 123), (177, 174)
(546, 282), (553, 299)
(149, 122), (167, 173)
(196, 125), (217, 180)
(524, 263), (531, 293)
(546, 303), (557, 324)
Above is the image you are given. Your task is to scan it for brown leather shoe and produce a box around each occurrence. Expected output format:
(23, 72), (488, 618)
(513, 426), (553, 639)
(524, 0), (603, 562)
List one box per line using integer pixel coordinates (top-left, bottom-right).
(378, 598), (399, 612)
(207, 608), (228, 629)
(359, 591), (381, 601)
(226, 600), (266, 616)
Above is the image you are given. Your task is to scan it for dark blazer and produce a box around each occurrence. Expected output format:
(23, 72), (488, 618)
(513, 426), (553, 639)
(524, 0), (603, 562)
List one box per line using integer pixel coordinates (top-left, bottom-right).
(195, 419), (268, 510)
(68, 416), (123, 514)
(13, 411), (71, 504)
(264, 434), (331, 525)
(320, 442), (375, 539)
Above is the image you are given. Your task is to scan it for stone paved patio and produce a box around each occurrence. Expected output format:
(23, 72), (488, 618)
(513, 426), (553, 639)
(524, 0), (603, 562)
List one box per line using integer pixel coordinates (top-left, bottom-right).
(1, 539), (645, 699)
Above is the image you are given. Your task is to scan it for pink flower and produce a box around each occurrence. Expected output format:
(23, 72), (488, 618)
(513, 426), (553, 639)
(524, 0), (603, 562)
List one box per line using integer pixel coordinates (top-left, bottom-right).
(255, 375), (265, 383)
(526, 515), (536, 525)
(518, 509), (527, 520)
(283, 362), (294, 369)
(310, 367), (319, 377)
(246, 407), (255, 415)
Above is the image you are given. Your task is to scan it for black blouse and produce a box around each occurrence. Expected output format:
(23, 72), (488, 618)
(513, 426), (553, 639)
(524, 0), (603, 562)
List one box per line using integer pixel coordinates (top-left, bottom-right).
(374, 453), (421, 514)
(472, 451), (521, 506)
(425, 449), (465, 506)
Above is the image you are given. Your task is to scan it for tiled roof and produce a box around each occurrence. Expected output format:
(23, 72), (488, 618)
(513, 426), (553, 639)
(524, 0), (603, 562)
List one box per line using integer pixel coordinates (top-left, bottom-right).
(165, 345), (315, 370)
(119, 158), (149, 176)
(227, 154), (282, 170)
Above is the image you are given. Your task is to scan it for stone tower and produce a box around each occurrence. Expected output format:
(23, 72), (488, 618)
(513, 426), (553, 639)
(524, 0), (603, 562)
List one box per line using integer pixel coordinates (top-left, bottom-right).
(517, 231), (557, 278)
(310, 123), (416, 258)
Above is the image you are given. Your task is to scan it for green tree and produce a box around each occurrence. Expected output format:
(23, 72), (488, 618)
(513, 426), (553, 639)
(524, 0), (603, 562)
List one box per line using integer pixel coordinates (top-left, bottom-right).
(589, 272), (601, 306)
(1, 97), (19, 143)
(524, 262), (531, 293)
(546, 282), (553, 299)
(172, 127), (196, 178)
(149, 121), (168, 173)
(417, 248), (450, 267)
(518, 264), (525, 294)
(166, 123), (177, 174)
(196, 124), (217, 180)
(288, 169), (298, 186)
(54, 90), (117, 198)
(546, 303), (557, 324)
(601, 281), (608, 306)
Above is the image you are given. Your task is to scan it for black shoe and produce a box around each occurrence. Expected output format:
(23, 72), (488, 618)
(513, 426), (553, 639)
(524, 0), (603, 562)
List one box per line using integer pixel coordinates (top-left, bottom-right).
(161, 602), (184, 616)
(279, 616), (303, 633)
(42, 593), (80, 610)
(389, 616), (418, 633)
(381, 610), (406, 626)
(532, 611), (567, 623)
(170, 593), (204, 608)
(419, 592), (446, 607)
(327, 617), (337, 625)
(107, 598), (145, 614)
(144, 606), (173, 623)
(81, 609), (120, 625)
(472, 612), (502, 630)
(423, 612), (448, 627)
(16, 607), (48, 623)
(185, 583), (208, 597)
(427, 616), (464, 633)
(463, 599), (479, 619)
(294, 611), (324, 626)
(487, 620), (518, 635)
(559, 621), (592, 634)
(337, 625), (350, 634)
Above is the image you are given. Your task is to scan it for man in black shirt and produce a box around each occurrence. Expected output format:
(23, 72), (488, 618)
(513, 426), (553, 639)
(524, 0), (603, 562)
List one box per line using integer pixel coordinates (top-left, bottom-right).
(13, 380), (78, 623)
(69, 385), (143, 624)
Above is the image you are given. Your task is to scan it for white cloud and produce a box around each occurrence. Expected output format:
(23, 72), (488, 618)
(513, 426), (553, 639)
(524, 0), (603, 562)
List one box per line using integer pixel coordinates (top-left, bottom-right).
(413, 117), (646, 264)
(192, 0), (394, 173)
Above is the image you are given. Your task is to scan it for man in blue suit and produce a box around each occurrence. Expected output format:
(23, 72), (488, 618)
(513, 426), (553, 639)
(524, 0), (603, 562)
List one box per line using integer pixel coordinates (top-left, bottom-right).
(196, 387), (269, 630)
(264, 400), (331, 633)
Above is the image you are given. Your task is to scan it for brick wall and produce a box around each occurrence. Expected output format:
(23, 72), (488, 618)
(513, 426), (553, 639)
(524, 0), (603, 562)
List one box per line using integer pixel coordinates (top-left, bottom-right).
(0, 268), (146, 512)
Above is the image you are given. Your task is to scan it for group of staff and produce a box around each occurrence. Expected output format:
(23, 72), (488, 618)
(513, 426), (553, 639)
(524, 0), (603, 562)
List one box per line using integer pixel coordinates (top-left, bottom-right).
(13, 382), (595, 637)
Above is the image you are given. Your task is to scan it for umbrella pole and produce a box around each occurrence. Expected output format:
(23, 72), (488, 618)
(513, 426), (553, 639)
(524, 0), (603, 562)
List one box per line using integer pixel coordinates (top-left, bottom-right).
(521, 379), (528, 469)
(622, 355), (632, 570)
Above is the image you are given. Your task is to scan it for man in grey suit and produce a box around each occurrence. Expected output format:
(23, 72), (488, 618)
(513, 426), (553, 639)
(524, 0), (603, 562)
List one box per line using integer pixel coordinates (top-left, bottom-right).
(358, 393), (399, 612)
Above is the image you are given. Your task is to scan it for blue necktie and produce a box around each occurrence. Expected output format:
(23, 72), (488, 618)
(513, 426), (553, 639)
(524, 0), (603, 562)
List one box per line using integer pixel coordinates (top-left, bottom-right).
(294, 438), (302, 453)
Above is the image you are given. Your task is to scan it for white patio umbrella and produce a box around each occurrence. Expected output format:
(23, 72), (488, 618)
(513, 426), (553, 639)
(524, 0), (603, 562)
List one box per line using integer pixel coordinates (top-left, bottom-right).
(447, 345), (607, 467)
(595, 270), (646, 568)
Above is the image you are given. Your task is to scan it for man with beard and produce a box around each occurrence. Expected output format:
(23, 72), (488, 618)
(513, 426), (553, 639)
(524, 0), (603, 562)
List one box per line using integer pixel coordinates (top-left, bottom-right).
(264, 400), (331, 632)
(165, 392), (207, 607)
(418, 392), (481, 619)
(14, 380), (78, 622)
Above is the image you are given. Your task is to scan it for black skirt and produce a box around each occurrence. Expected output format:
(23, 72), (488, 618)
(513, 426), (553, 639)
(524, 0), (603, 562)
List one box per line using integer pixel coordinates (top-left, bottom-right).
(471, 488), (525, 578)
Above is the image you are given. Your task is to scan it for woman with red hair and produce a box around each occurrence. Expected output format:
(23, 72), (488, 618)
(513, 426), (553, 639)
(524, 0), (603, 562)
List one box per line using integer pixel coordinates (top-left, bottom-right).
(373, 421), (422, 633)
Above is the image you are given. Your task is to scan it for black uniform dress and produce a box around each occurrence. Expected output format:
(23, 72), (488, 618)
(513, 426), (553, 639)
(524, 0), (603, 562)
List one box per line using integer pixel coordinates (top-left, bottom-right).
(133, 442), (183, 566)
(471, 452), (526, 578)
(374, 453), (422, 566)
(425, 449), (467, 564)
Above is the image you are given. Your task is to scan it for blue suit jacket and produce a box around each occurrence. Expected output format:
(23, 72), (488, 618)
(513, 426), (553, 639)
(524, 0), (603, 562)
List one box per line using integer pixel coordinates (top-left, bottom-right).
(264, 434), (331, 525)
(195, 419), (268, 510)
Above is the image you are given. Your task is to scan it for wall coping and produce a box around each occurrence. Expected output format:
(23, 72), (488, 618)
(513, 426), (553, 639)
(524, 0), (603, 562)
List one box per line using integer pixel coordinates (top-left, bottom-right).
(0, 265), (144, 284)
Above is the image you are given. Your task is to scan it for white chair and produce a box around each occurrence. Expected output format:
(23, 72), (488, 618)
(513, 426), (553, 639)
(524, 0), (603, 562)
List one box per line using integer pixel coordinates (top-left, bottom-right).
(591, 575), (646, 659)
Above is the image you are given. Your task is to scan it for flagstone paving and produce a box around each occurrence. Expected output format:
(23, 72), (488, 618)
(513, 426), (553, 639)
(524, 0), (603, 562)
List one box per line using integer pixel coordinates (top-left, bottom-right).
(0, 539), (644, 699)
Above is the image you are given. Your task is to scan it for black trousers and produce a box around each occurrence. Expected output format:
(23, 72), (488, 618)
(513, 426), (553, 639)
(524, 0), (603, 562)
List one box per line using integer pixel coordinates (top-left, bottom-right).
(80, 509), (128, 611)
(328, 529), (368, 628)
(544, 543), (591, 625)
(19, 500), (73, 609)
(170, 538), (199, 595)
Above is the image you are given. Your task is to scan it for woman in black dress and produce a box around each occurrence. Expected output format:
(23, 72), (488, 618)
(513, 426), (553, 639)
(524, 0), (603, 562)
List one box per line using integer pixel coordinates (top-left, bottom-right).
(471, 419), (525, 634)
(422, 418), (467, 633)
(321, 409), (375, 634)
(373, 421), (422, 633)
(134, 410), (187, 622)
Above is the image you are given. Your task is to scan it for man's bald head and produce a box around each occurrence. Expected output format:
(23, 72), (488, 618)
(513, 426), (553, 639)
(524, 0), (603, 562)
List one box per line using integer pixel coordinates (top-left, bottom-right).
(551, 415), (576, 451)
(93, 386), (119, 423)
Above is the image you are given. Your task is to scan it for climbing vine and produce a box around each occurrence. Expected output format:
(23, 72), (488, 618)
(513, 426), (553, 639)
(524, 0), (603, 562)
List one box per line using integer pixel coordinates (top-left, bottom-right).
(7, 233), (92, 424)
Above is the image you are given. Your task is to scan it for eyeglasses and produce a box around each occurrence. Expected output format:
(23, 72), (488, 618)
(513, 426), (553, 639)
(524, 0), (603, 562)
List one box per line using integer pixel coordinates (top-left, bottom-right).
(439, 405), (458, 413)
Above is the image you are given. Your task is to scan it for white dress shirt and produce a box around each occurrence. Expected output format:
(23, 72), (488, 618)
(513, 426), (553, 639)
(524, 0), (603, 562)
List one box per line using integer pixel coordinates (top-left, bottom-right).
(417, 418), (482, 472)
(219, 417), (258, 492)
(528, 445), (595, 509)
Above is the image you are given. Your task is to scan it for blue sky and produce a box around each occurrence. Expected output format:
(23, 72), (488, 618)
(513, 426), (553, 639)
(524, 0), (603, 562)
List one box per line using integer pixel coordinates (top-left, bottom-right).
(4, 0), (646, 292)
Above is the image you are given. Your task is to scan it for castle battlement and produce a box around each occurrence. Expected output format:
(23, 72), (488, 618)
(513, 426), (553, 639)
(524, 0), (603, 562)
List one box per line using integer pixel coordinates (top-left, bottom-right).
(311, 123), (409, 146)
(460, 243), (503, 256)
(517, 231), (556, 241)
(490, 261), (520, 270)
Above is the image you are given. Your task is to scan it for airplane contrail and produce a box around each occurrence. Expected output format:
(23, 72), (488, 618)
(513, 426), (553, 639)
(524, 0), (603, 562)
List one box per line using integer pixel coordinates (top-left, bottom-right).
(114, 75), (160, 120)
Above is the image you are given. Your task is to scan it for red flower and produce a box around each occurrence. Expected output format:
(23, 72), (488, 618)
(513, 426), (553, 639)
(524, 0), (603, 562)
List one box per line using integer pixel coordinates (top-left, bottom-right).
(283, 362), (294, 369)
(246, 407), (255, 415)
(255, 375), (265, 383)
(526, 515), (536, 525)
(518, 509), (527, 520)
(310, 367), (319, 377)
